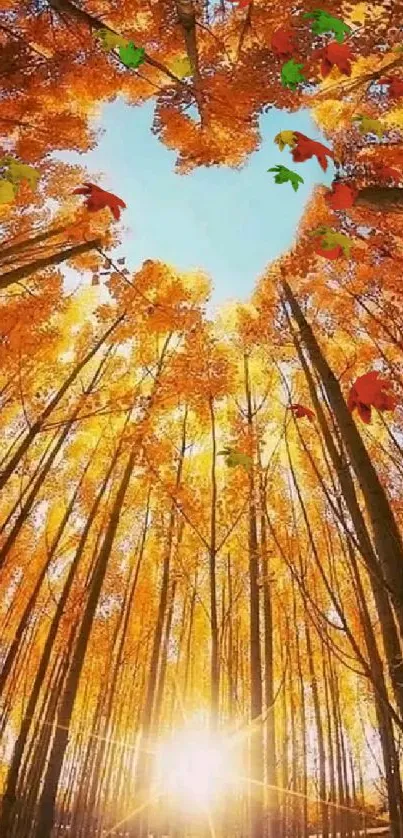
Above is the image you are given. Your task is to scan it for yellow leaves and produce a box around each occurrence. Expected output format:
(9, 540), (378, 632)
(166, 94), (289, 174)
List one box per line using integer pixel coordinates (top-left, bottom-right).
(312, 99), (354, 132)
(132, 10), (153, 30)
(0, 179), (17, 206)
(382, 107), (403, 129)
(53, 287), (99, 355)
(274, 130), (296, 151)
(168, 56), (193, 79)
(341, 1), (385, 26)
(181, 269), (211, 305)
(350, 54), (379, 80)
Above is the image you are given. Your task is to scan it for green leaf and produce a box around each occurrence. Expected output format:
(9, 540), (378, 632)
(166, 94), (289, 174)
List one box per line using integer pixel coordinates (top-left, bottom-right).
(94, 28), (130, 51)
(118, 42), (146, 69)
(268, 165), (304, 191)
(4, 159), (40, 190)
(303, 9), (351, 43)
(218, 447), (253, 471)
(314, 227), (353, 256)
(0, 178), (17, 205)
(352, 114), (384, 138)
(281, 60), (306, 90)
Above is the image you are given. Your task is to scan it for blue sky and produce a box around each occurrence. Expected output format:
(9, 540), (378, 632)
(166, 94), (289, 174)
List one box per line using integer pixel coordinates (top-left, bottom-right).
(56, 99), (334, 308)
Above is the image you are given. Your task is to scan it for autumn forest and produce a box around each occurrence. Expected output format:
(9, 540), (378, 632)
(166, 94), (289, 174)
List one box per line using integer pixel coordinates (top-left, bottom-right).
(0, 1), (403, 837)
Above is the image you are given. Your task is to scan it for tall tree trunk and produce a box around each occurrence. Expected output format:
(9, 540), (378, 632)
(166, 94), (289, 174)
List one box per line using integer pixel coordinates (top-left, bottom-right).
(0, 313), (124, 492)
(287, 314), (403, 717)
(227, 553), (235, 719)
(0, 349), (108, 573)
(305, 620), (329, 838)
(293, 581), (308, 838)
(174, 0), (204, 116)
(244, 353), (264, 838)
(0, 224), (72, 261)
(0, 437), (96, 694)
(153, 578), (177, 731)
(0, 431), (124, 838)
(282, 280), (403, 637)
(323, 651), (337, 838)
(355, 186), (403, 211)
(0, 238), (101, 289)
(260, 472), (278, 838)
(32, 446), (137, 838)
(208, 394), (220, 728)
(133, 410), (187, 834)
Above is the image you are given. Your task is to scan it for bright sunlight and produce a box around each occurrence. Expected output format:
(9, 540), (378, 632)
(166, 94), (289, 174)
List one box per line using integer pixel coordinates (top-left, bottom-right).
(153, 728), (241, 811)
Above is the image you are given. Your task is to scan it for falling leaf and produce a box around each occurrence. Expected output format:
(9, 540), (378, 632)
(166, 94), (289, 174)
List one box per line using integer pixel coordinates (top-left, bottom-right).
(311, 226), (353, 258)
(119, 42), (146, 69)
(267, 165), (304, 192)
(288, 404), (315, 421)
(0, 178), (17, 205)
(379, 76), (403, 100)
(94, 28), (130, 51)
(347, 370), (397, 424)
(303, 9), (351, 43)
(313, 41), (353, 77)
(352, 114), (384, 138)
(325, 181), (357, 209)
(291, 133), (335, 171)
(271, 27), (295, 58)
(281, 60), (306, 90)
(168, 56), (192, 78)
(73, 183), (127, 221)
(315, 244), (344, 259)
(218, 447), (253, 470)
(274, 130), (297, 151)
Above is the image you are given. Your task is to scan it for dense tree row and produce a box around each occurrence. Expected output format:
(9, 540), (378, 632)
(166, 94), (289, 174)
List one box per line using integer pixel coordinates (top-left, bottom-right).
(0, 1), (402, 837)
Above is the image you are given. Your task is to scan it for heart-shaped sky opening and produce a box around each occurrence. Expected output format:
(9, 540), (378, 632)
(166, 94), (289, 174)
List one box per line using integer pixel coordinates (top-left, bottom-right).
(56, 99), (335, 310)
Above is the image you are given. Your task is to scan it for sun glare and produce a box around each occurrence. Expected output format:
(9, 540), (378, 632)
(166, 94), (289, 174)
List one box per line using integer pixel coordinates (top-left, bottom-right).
(154, 729), (239, 810)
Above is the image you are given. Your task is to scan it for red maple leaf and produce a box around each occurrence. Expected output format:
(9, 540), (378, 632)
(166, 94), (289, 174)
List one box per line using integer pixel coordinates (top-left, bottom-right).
(347, 370), (397, 424)
(73, 183), (126, 220)
(313, 42), (353, 78)
(291, 132), (335, 172)
(288, 403), (315, 421)
(314, 244), (343, 260)
(325, 181), (357, 210)
(379, 76), (403, 99)
(271, 27), (295, 57)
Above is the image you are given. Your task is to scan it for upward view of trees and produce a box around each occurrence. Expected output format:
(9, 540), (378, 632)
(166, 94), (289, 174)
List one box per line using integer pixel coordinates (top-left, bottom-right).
(0, 1), (402, 837)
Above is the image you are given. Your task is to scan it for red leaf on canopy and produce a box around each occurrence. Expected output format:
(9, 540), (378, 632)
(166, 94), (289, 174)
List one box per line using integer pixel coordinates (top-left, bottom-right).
(228, 0), (250, 7)
(288, 403), (315, 421)
(291, 132), (335, 171)
(325, 181), (357, 210)
(313, 42), (353, 78)
(314, 244), (343, 259)
(347, 371), (397, 424)
(379, 76), (403, 99)
(73, 183), (126, 221)
(271, 27), (295, 57)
